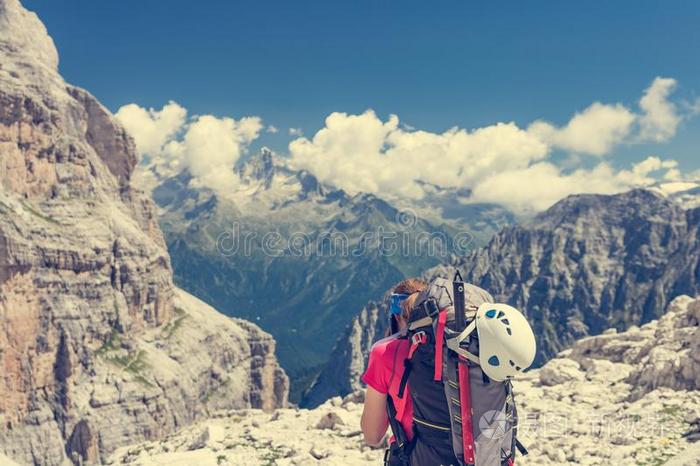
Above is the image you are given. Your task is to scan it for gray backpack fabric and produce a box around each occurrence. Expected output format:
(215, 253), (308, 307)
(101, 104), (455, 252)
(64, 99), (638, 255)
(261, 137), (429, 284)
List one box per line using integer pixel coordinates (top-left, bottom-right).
(405, 277), (523, 466)
(412, 277), (493, 321)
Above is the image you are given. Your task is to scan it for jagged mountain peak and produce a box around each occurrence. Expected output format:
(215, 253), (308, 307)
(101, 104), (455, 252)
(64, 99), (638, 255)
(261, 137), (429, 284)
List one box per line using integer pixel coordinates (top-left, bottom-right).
(0, 0), (58, 71)
(237, 147), (279, 186)
(527, 188), (676, 230)
(347, 191), (400, 221)
(0, 0), (139, 194)
(456, 187), (698, 360)
(223, 149), (350, 210)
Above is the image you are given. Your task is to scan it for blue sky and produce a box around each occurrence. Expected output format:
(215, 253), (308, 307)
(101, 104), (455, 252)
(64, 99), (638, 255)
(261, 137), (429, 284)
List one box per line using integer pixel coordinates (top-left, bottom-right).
(24, 0), (700, 211)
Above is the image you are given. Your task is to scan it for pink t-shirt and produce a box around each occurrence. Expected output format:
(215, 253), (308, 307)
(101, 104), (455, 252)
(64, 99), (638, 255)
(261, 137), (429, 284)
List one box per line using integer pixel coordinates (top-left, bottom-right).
(361, 334), (415, 441)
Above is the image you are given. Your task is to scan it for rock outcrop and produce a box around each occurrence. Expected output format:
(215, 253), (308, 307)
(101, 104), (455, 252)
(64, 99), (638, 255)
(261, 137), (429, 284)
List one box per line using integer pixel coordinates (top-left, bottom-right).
(514, 294), (700, 464)
(307, 189), (700, 404)
(0, 1), (288, 464)
(109, 295), (700, 465)
(457, 189), (700, 362)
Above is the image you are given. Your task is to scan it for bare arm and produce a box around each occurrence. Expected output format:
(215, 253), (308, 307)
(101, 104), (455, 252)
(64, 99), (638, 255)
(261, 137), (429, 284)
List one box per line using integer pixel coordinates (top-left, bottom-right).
(361, 386), (389, 446)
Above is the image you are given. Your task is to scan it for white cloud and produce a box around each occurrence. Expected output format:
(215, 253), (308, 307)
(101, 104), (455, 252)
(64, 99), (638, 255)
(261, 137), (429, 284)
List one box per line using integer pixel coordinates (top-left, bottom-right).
(526, 77), (685, 154)
(117, 76), (694, 214)
(528, 102), (635, 156)
(469, 156), (680, 214)
(288, 77), (691, 213)
(115, 102), (263, 194)
(629, 155), (677, 177)
(176, 115), (262, 192)
(289, 110), (548, 199)
(469, 162), (621, 213)
(115, 101), (187, 158)
(691, 98), (700, 115)
(638, 77), (680, 142)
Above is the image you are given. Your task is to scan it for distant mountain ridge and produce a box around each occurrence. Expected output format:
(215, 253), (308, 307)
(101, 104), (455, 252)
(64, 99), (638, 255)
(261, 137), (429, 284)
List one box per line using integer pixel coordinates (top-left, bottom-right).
(148, 149), (475, 399)
(303, 188), (700, 406)
(458, 188), (700, 359)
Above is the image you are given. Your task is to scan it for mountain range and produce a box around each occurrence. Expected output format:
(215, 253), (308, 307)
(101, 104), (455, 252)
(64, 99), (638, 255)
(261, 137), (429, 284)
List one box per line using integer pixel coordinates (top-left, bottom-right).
(144, 146), (700, 403)
(144, 148), (514, 399)
(303, 188), (700, 406)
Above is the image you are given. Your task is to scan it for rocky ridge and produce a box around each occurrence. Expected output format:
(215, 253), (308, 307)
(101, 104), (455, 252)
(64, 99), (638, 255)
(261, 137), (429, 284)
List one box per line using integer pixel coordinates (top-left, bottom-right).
(0, 1), (287, 464)
(109, 294), (700, 465)
(456, 189), (700, 362)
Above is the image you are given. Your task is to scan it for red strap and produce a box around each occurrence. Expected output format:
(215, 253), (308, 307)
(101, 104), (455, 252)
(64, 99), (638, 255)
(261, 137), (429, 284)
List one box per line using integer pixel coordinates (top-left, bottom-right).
(508, 458), (515, 466)
(458, 358), (475, 464)
(434, 310), (447, 381)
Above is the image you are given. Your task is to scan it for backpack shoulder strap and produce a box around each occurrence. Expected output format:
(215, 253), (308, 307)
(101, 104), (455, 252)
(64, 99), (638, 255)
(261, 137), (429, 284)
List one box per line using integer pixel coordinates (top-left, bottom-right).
(395, 330), (427, 420)
(386, 396), (413, 464)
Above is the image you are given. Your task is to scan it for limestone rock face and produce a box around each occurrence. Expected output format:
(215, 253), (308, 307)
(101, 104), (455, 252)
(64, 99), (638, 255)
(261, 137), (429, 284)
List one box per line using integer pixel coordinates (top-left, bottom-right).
(0, 1), (288, 464)
(568, 295), (700, 398)
(513, 294), (700, 465)
(457, 189), (700, 363)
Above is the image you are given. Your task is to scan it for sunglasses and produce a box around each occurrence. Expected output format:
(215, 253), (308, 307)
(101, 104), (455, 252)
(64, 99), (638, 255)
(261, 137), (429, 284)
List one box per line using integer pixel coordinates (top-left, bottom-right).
(390, 293), (410, 315)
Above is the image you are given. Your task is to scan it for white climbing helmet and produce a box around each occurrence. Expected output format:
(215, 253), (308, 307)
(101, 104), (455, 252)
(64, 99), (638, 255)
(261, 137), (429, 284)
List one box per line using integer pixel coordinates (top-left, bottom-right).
(476, 303), (536, 381)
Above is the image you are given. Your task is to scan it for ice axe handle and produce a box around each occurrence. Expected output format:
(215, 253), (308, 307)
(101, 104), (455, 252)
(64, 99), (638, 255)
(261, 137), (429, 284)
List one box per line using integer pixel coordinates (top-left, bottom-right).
(453, 270), (466, 331)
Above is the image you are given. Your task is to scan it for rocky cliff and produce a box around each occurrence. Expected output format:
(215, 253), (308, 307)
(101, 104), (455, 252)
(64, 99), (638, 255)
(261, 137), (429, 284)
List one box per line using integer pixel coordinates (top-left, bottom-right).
(305, 189), (700, 405)
(458, 188), (700, 361)
(109, 294), (700, 465)
(0, 1), (288, 464)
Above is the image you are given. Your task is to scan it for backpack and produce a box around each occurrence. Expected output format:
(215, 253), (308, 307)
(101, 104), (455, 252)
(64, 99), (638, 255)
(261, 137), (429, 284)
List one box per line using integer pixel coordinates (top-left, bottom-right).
(384, 272), (528, 466)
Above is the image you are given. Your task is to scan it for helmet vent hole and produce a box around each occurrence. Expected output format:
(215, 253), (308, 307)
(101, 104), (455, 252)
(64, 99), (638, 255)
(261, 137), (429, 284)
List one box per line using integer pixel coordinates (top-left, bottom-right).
(501, 318), (510, 325)
(485, 309), (497, 318)
(496, 311), (505, 319)
(506, 327), (512, 336)
(509, 360), (514, 367)
(515, 365), (521, 371)
(488, 355), (500, 366)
